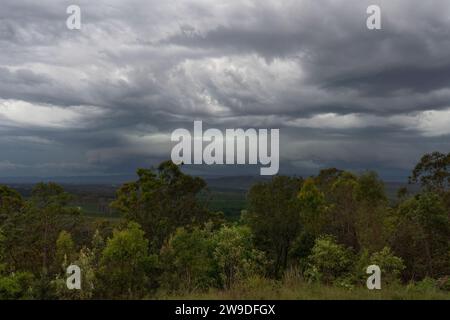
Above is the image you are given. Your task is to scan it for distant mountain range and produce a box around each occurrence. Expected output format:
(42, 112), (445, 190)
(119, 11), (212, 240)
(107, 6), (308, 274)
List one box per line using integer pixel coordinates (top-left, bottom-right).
(0, 174), (418, 201)
(0, 174), (271, 193)
(0, 175), (137, 185)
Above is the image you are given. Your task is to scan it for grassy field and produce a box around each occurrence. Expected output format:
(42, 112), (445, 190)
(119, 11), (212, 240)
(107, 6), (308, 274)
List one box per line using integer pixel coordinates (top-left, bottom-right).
(202, 190), (247, 219)
(70, 188), (247, 220)
(157, 277), (450, 300)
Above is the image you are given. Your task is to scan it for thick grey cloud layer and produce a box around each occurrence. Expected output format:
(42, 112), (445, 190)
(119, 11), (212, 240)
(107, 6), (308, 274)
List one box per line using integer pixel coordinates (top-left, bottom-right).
(0, 0), (449, 178)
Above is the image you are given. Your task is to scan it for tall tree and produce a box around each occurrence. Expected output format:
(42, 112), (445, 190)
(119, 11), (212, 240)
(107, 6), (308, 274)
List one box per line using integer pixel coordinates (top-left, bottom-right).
(353, 171), (389, 253)
(212, 225), (266, 289)
(112, 161), (218, 252)
(392, 192), (450, 280)
(298, 178), (328, 237)
(409, 151), (450, 192)
(160, 227), (216, 292)
(97, 222), (155, 299)
(328, 172), (360, 250)
(0, 186), (24, 226)
(409, 151), (450, 211)
(245, 176), (303, 276)
(1, 183), (79, 274)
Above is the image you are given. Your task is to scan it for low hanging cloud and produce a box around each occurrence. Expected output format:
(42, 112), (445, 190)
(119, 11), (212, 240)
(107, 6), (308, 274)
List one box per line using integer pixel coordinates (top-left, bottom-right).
(0, 0), (449, 178)
(0, 99), (104, 129)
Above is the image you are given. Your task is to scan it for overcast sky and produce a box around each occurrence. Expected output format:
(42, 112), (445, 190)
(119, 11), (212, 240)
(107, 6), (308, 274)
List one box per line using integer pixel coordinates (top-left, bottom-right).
(0, 0), (449, 179)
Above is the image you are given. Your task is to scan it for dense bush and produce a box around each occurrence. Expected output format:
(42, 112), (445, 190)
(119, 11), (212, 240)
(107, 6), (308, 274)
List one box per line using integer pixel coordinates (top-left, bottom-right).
(160, 225), (266, 292)
(370, 247), (405, 284)
(0, 271), (34, 300)
(160, 227), (216, 292)
(212, 225), (266, 289)
(96, 222), (156, 299)
(305, 236), (354, 284)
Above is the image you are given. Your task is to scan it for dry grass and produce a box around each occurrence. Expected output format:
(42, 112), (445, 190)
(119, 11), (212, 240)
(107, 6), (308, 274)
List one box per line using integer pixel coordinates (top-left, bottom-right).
(156, 272), (450, 300)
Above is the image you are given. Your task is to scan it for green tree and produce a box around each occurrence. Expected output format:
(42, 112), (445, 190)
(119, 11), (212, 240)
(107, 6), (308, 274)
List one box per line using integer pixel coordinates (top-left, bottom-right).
(97, 222), (155, 299)
(353, 172), (389, 253)
(392, 192), (450, 280)
(289, 178), (329, 264)
(315, 168), (344, 202)
(409, 151), (450, 192)
(0, 183), (80, 275)
(29, 183), (80, 274)
(53, 246), (96, 300)
(328, 172), (360, 249)
(213, 225), (266, 289)
(321, 171), (389, 252)
(370, 247), (405, 284)
(112, 161), (217, 252)
(56, 230), (105, 300)
(0, 185), (24, 226)
(409, 151), (450, 211)
(160, 226), (216, 292)
(55, 231), (76, 269)
(245, 176), (303, 276)
(305, 236), (354, 284)
(0, 266), (34, 300)
(298, 178), (328, 237)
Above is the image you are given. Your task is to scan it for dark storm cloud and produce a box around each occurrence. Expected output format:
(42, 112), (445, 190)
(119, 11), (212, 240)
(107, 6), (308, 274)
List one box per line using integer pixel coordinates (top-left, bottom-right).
(0, 0), (449, 177)
(325, 64), (450, 95)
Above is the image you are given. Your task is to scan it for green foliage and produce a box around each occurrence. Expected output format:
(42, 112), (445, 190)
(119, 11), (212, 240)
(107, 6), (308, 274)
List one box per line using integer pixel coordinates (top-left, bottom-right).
(112, 161), (218, 252)
(0, 156), (450, 300)
(0, 185), (24, 226)
(212, 225), (266, 289)
(409, 151), (450, 192)
(90, 229), (105, 268)
(406, 277), (440, 295)
(327, 172), (360, 249)
(160, 227), (216, 292)
(162, 279), (450, 300)
(289, 231), (316, 266)
(97, 222), (155, 299)
(305, 236), (354, 284)
(392, 192), (450, 279)
(160, 225), (266, 292)
(353, 172), (389, 253)
(370, 247), (405, 283)
(55, 231), (76, 269)
(245, 176), (303, 276)
(0, 183), (80, 274)
(54, 229), (105, 300)
(0, 270), (34, 300)
(437, 276), (450, 291)
(298, 178), (328, 236)
(352, 248), (371, 283)
(53, 247), (96, 300)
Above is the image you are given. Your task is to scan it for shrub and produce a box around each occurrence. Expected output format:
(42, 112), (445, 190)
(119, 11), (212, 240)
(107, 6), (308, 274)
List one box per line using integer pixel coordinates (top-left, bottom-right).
(0, 271), (34, 299)
(407, 277), (438, 293)
(370, 247), (405, 284)
(160, 227), (217, 292)
(437, 276), (450, 291)
(212, 225), (266, 289)
(305, 236), (354, 284)
(97, 222), (155, 299)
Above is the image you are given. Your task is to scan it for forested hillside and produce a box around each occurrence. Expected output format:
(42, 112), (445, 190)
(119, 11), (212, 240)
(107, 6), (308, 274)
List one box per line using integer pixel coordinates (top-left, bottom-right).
(0, 153), (449, 300)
